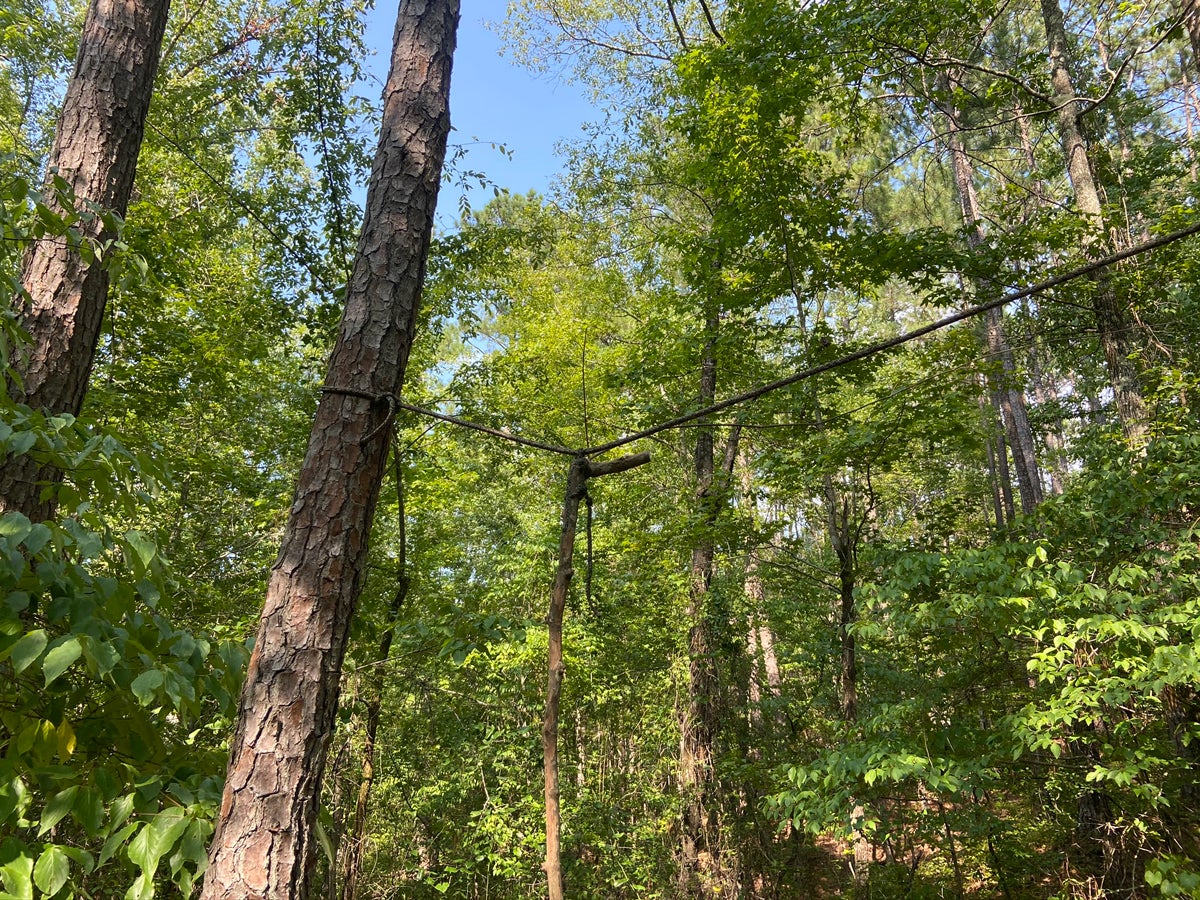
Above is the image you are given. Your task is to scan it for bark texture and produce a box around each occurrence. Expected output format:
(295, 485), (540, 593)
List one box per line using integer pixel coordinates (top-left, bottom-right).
(1040, 0), (1147, 441)
(199, 3), (459, 898)
(1, 0), (171, 519)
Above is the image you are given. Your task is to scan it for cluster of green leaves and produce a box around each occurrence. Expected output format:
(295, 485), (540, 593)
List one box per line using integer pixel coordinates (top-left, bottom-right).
(0, 504), (247, 899)
(773, 434), (1200, 894)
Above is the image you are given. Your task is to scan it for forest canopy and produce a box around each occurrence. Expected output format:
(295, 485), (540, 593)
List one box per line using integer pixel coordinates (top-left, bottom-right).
(0, 0), (1199, 898)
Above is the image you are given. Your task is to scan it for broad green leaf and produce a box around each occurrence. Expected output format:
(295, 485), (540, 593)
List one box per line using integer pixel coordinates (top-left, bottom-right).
(42, 637), (82, 686)
(98, 823), (137, 867)
(130, 669), (164, 705)
(83, 637), (120, 677)
(0, 845), (32, 900)
(124, 870), (153, 900)
(6, 432), (35, 457)
(0, 515), (31, 544)
(4, 631), (46, 673)
(124, 531), (156, 568)
(21, 525), (51, 556)
(32, 845), (69, 896)
(127, 807), (188, 875)
(73, 785), (103, 836)
(37, 787), (77, 836)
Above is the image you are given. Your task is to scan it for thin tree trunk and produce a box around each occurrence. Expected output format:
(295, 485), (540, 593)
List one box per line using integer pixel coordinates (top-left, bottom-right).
(824, 480), (858, 724)
(1028, 349), (1068, 494)
(1181, 56), (1198, 182)
(822, 476), (874, 895)
(1040, 0), (1147, 441)
(200, 4), (459, 898)
(979, 392), (1007, 528)
(543, 453), (649, 900)
(939, 72), (1043, 513)
(0, 0), (171, 520)
(738, 450), (779, 725)
(338, 454), (410, 900)
(680, 308), (722, 897)
(544, 456), (587, 900)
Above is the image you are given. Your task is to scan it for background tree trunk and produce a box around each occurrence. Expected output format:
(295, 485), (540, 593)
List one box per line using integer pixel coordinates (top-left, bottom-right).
(200, 3), (459, 897)
(338, 454), (410, 900)
(0, 0), (171, 520)
(938, 73), (1043, 514)
(1040, 0), (1147, 440)
(679, 308), (725, 897)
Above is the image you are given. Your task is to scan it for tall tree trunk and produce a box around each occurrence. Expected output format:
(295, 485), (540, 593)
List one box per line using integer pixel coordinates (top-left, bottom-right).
(1184, 0), (1200, 67)
(738, 450), (779, 724)
(0, 0), (171, 520)
(939, 73), (1043, 514)
(543, 456), (588, 900)
(824, 479), (858, 724)
(1040, 0), (1147, 441)
(338, 454), (410, 900)
(543, 453), (649, 900)
(824, 476), (873, 894)
(680, 308), (723, 897)
(200, 4), (459, 898)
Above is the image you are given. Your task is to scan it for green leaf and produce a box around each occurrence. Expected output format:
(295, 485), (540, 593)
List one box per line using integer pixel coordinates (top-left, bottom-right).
(124, 531), (157, 568)
(315, 816), (335, 864)
(21, 525), (51, 556)
(37, 787), (77, 836)
(42, 637), (82, 687)
(98, 823), (137, 867)
(0, 514), (32, 544)
(4, 631), (47, 674)
(0, 843), (32, 900)
(127, 807), (188, 876)
(73, 785), (103, 836)
(124, 870), (153, 900)
(32, 845), (69, 896)
(130, 670), (164, 705)
(6, 432), (35, 458)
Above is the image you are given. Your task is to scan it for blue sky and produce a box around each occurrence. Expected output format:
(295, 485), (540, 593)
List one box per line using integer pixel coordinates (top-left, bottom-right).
(362, 2), (593, 222)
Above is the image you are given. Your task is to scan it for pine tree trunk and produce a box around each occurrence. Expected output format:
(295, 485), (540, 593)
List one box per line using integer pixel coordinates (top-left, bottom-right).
(1184, 0), (1200, 67)
(200, 4), (459, 898)
(939, 74), (1043, 513)
(1040, 0), (1147, 441)
(0, 0), (170, 520)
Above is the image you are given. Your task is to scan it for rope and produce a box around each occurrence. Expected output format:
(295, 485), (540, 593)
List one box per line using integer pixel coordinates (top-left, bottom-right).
(320, 387), (577, 455)
(321, 218), (1200, 460)
(576, 219), (1200, 457)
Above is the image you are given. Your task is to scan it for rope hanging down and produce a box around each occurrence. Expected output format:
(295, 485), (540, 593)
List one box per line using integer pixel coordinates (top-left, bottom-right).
(324, 218), (1200, 460)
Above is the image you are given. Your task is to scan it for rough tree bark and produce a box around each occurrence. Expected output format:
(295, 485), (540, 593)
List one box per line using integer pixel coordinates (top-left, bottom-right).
(542, 452), (650, 900)
(1040, 0), (1147, 441)
(199, 3), (459, 898)
(0, 0), (171, 520)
